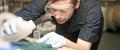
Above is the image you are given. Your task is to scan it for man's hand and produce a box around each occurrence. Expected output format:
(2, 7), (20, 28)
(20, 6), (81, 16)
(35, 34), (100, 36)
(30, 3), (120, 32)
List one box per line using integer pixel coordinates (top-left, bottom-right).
(0, 12), (36, 35)
(0, 12), (36, 42)
(3, 17), (36, 42)
(3, 17), (21, 35)
(35, 32), (67, 48)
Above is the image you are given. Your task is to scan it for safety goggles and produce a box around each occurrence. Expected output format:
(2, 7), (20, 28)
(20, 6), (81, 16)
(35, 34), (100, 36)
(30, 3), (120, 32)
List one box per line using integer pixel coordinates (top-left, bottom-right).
(44, 3), (74, 15)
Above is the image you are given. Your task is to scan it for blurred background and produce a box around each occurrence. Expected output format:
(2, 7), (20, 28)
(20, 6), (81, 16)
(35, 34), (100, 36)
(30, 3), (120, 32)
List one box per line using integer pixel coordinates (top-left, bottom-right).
(0, 0), (120, 50)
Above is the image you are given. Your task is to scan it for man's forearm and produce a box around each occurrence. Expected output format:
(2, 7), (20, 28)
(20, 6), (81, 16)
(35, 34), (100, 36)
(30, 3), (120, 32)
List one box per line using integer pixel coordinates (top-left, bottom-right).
(66, 39), (91, 50)
(66, 39), (85, 50)
(57, 47), (75, 50)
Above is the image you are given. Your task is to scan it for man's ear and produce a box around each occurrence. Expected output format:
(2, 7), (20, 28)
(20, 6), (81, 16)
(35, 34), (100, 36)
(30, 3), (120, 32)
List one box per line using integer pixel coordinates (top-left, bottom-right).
(75, 0), (80, 9)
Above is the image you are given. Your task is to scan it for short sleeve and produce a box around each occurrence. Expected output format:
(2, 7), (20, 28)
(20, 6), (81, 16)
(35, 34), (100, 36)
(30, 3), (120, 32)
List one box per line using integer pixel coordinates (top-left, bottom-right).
(78, 0), (103, 43)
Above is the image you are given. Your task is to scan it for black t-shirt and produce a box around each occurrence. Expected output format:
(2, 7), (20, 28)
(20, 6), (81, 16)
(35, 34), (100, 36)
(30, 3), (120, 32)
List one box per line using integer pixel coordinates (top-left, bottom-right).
(16, 0), (103, 50)
(55, 0), (103, 50)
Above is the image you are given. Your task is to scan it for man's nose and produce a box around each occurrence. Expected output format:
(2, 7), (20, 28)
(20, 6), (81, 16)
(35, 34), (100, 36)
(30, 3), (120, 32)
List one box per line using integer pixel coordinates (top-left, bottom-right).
(54, 12), (61, 19)
(55, 15), (61, 20)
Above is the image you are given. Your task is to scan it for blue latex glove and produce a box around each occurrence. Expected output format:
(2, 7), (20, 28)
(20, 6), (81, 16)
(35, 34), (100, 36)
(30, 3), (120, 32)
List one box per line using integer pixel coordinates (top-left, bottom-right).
(10, 42), (22, 50)
(0, 42), (21, 50)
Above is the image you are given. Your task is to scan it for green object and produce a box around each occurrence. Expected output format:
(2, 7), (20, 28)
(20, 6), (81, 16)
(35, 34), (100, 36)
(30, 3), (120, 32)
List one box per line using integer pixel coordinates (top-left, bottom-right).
(15, 40), (57, 50)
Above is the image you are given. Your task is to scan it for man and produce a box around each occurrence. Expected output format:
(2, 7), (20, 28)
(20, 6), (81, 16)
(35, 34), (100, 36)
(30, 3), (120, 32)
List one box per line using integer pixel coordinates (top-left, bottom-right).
(3, 0), (103, 50)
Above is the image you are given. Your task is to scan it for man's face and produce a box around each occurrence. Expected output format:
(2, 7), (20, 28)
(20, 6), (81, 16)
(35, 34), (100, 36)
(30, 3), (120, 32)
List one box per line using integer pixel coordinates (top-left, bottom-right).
(45, 0), (75, 24)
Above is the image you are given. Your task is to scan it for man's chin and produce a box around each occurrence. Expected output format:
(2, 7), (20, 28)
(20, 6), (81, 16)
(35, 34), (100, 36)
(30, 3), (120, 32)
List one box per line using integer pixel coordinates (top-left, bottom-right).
(57, 21), (66, 24)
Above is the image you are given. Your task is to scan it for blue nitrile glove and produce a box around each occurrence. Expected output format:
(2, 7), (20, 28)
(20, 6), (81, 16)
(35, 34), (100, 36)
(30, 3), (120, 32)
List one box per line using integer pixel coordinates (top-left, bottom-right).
(0, 40), (21, 50)
(0, 45), (21, 50)
(10, 42), (22, 50)
(0, 40), (11, 50)
(35, 32), (67, 48)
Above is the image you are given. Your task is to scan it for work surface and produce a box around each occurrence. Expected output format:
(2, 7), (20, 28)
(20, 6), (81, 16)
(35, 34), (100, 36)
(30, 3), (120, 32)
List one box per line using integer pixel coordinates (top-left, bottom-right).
(98, 32), (120, 50)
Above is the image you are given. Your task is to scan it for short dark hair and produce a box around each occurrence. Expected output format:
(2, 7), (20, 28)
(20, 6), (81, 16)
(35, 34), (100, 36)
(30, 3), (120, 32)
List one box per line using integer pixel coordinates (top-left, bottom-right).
(71, 0), (78, 6)
(50, 0), (78, 6)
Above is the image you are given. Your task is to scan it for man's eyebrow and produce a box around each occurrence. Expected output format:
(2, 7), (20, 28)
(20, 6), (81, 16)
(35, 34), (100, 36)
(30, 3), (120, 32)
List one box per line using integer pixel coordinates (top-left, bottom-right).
(51, 4), (70, 9)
